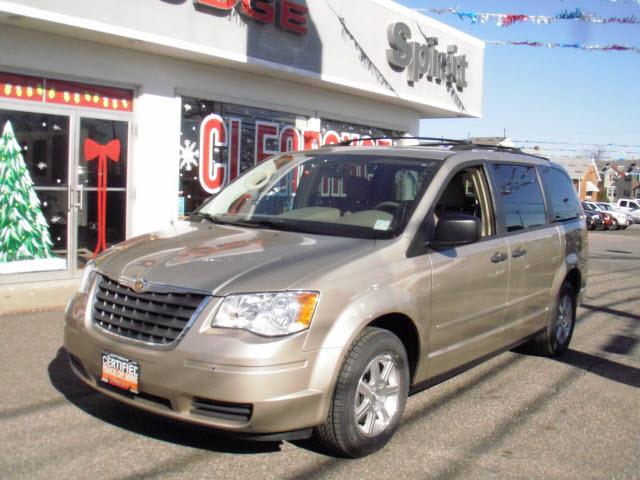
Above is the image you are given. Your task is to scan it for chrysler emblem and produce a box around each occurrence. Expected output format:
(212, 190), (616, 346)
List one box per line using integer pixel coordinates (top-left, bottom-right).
(133, 279), (145, 293)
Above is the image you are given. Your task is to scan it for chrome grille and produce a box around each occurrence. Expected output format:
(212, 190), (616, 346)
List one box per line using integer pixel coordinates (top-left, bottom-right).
(92, 276), (207, 345)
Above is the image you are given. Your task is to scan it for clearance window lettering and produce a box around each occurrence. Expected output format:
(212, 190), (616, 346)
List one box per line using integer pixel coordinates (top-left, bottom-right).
(178, 97), (402, 214)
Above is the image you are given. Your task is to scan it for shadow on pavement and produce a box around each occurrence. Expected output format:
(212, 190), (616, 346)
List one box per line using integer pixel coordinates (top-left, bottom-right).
(48, 348), (282, 455)
(556, 349), (640, 389)
(581, 303), (640, 322)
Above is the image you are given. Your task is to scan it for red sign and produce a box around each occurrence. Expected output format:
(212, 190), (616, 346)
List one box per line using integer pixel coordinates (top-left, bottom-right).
(194, 0), (308, 34)
(198, 114), (391, 194)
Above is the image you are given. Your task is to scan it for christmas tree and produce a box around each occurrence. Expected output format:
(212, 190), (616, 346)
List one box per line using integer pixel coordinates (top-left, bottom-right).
(0, 120), (55, 264)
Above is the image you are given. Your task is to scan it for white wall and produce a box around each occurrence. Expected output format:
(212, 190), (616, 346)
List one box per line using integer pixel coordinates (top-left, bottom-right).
(0, 25), (422, 236)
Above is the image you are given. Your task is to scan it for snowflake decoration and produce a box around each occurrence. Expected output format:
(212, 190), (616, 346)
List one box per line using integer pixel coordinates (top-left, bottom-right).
(37, 161), (47, 170)
(184, 103), (192, 112)
(179, 139), (199, 171)
(50, 215), (61, 224)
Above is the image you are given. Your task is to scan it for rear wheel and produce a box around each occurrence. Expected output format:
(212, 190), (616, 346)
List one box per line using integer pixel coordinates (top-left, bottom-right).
(314, 327), (409, 458)
(527, 282), (576, 357)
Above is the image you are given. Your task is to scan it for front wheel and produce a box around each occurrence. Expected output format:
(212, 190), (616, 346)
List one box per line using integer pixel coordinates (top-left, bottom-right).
(314, 327), (409, 458)
(609, 219), (619, 230)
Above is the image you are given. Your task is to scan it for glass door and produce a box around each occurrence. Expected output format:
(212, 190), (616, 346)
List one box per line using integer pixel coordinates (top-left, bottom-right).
(73, 116), (129, 269)
(0, 108), (71, 275)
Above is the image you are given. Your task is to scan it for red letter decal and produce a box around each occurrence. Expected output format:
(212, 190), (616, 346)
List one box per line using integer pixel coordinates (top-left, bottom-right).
(279, 125), (301, 152)
(303, 130), (321, 150)
(195, 0), (238, 11)
(228, 117), (242, 180)
(241, 0), (275, 24)
(279, 0), (308, 34)
(255, 121), (279, 163)
(322, 131), (341, 146)
(199, 114), (229, 194)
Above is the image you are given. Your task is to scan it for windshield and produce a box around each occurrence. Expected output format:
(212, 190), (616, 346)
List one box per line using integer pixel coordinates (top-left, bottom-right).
(195, 153), (441, 239)
(597, 203), (612, 211)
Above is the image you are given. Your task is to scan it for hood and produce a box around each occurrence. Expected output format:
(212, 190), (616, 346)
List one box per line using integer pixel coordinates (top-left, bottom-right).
(95, 220), (374, 295)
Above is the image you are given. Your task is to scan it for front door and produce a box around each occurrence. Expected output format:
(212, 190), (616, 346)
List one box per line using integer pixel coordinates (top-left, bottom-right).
(0, 107), (130, 280)
(73, 116), (129, 268)
(427, 165), (509, 378)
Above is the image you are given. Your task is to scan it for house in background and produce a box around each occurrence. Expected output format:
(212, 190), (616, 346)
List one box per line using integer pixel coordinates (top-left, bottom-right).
(597, 161), (640, 201)
(551, 157), (601, 200)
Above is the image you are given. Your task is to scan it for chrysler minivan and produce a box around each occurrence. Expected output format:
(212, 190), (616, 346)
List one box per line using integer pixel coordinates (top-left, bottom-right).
(64, 140), (587, 457)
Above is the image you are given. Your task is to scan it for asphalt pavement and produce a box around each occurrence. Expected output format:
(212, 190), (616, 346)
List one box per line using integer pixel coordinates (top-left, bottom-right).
(0, 228), (638, 479)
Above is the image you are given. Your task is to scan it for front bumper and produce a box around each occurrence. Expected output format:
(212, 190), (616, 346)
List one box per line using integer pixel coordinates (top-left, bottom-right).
(63, 291), (340, 434)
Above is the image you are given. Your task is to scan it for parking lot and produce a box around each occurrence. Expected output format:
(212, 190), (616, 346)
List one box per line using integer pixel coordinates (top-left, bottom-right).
(0, 228), (638, 480)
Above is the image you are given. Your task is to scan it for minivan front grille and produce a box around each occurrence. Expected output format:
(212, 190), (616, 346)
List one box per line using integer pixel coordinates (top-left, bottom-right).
(92, 276), (207, 346)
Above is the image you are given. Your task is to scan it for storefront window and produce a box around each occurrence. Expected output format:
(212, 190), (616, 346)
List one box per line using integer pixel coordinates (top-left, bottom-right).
(0, 110), (69, 274)
(1, 72), (132, 277)
(179, 97), (402, 215)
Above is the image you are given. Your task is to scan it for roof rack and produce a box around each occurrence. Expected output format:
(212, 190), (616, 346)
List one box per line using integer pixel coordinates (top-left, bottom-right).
(337, 136), (467, 147)
(334, 136), (550, 161)
(450, 143), (523, 153)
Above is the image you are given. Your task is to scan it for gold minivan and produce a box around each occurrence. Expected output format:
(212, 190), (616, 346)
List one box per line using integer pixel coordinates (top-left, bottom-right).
(64, 140), (587, 457)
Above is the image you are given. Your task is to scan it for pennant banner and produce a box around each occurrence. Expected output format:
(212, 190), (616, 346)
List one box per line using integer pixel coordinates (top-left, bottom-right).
(487, 40), (640, 54)
(421, 7), (640, 27)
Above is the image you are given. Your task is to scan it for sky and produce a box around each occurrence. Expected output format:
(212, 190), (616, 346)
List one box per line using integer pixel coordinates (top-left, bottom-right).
(395, 0), (640, 159)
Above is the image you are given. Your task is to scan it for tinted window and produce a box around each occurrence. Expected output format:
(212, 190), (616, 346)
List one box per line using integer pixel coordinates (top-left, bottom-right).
(492, 164), (547, 232)
(540, 166), (582, 222)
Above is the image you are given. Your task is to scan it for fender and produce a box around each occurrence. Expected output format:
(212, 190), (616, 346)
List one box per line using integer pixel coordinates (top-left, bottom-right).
(304, 284), (429, 409)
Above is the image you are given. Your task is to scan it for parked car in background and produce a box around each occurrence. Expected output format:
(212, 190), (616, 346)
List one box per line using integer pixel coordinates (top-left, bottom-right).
(583, 209), (604, 230)
(617, 199), (640, 224)
(584, 201), (630, 230)
(582, 202), (614, 230)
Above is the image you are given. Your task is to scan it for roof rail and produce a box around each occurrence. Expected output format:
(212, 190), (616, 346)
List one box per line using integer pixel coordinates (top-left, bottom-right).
(337, 136), (467, 147)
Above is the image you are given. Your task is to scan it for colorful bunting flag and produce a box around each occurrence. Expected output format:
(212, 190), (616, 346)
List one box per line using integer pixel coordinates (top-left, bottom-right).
(421, 7), (640, 27)
(487, 40), (640, 54)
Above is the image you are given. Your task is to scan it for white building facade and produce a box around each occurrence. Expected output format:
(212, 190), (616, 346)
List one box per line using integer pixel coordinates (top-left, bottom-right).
(0, 0), (484, 283)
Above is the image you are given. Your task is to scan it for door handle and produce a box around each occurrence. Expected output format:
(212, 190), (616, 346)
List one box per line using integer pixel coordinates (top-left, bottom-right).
(491, 252), (508, 263)
(75, 185), (84, 210)
(512, 247), (528, 258)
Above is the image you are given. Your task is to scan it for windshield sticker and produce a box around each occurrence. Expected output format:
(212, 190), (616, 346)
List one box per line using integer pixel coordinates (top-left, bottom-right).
(374, 219), (391, 231)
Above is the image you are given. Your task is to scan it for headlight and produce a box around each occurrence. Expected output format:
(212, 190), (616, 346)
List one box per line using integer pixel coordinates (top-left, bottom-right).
(79, 261), (97, 294)
(212, 292), (319, 337)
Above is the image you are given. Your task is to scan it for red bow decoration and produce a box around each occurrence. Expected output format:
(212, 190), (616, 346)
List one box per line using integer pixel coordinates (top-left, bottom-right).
(84, 138), (120, 257)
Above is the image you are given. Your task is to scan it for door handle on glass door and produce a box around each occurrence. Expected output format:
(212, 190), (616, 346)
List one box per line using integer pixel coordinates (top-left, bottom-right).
(75, 185), (84, 210)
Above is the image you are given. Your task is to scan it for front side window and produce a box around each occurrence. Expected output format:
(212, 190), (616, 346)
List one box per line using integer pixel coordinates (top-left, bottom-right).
(432, 166), (496, 239)
(195, 153), (441, 239)
(492, 163), (547, 232)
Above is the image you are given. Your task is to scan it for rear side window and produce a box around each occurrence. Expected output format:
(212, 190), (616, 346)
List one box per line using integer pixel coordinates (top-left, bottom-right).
(491, 163), (547, 232)
(540, 166), (582, 222)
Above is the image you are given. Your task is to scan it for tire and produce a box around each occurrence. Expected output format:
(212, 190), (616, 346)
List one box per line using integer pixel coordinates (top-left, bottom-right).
(609, 219), (618, 230)
(314, 327), (410, 458)
(527, 282), (576, 357)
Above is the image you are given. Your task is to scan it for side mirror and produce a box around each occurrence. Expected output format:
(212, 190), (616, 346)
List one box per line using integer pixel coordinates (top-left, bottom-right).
(430, 213), (481, 249)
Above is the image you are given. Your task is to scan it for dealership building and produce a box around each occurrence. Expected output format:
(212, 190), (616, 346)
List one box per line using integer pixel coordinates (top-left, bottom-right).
(0, 0), (484, 284)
